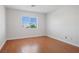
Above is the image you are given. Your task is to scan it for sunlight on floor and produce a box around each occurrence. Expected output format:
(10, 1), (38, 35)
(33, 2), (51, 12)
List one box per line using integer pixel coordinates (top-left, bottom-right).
(20, 44), (40, 53)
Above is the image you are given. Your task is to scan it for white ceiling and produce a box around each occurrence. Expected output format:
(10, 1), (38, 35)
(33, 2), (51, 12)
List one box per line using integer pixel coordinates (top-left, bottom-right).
(5, 5), (62, 14)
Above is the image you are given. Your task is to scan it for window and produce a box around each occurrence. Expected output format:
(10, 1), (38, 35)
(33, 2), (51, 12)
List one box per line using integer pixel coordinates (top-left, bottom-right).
(22, 16), (38, 29)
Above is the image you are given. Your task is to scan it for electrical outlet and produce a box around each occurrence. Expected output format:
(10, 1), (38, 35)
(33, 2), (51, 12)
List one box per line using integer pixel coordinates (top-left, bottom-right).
(65, 36), (67, 39)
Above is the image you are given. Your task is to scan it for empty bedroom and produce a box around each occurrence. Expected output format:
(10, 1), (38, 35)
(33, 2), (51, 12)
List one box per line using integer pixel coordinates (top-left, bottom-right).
(0, 5), (79, 53)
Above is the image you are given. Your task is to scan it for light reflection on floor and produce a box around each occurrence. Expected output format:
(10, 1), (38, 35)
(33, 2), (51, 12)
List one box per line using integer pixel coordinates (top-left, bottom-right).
(20, 44), (40, 53)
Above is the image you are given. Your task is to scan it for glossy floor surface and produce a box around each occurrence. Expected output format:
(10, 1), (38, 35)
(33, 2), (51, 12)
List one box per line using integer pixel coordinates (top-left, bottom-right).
(0, 36), (79, 53)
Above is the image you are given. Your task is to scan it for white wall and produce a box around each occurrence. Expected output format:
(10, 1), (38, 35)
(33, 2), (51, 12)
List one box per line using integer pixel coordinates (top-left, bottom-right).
(6, 8), (46, 39)
(47, 6), (79, 47)
(0, 6), (6, 49)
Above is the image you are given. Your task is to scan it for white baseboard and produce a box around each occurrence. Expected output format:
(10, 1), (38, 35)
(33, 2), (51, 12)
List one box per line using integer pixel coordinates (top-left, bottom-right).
(0, 40), (6, 50)
(47, 35), (79, 47)
(7, 35), (45, 40)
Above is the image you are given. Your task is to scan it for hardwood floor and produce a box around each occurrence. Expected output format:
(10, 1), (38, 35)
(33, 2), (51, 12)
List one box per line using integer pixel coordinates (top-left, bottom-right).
(0, 36), (79, 53)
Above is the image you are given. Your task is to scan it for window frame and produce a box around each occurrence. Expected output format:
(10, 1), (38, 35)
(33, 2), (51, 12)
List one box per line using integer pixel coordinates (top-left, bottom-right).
(21, 16), (38, 29)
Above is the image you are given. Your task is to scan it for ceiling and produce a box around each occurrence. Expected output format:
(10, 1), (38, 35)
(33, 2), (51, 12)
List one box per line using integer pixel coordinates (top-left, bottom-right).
(5, 5), (62, 14)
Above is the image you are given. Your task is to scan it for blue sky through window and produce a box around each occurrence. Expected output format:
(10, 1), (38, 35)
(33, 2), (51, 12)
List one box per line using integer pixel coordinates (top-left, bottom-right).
(30, 17), (37, 25)
(22, 16), (30, 25)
